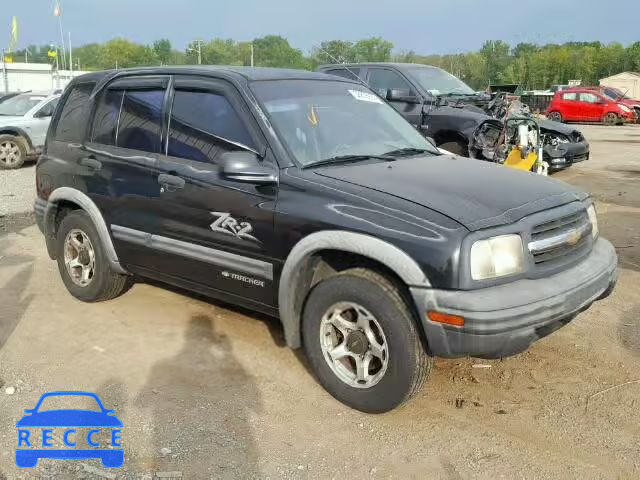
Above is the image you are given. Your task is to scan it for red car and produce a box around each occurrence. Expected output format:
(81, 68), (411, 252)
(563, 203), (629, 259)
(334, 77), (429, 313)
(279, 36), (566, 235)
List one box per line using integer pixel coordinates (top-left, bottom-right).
(546, 88), (636, 124)
(584, 85), (640, 120)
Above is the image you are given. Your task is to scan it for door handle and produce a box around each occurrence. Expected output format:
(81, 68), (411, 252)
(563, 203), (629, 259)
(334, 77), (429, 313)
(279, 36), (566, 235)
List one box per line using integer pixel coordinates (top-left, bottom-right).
(80, 156), (102, 171)
(158, 173), (185, 189)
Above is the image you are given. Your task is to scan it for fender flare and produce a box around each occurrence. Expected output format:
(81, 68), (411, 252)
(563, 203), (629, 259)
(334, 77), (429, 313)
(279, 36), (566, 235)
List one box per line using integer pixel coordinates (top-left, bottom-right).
(278, 230), (430, 348)
(0, 126), (35, 151)
(44, 187), (127, 274)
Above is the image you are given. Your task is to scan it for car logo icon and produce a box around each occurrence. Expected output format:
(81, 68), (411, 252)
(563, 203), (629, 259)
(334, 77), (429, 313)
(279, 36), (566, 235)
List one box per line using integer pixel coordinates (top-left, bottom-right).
(15, 391), (123, 468)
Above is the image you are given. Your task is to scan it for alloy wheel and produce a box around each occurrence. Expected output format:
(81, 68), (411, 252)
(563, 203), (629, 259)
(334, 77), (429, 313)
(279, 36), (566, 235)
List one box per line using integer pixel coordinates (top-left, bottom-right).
(0, 140), (22, 167)
(63, 229), (96, 287)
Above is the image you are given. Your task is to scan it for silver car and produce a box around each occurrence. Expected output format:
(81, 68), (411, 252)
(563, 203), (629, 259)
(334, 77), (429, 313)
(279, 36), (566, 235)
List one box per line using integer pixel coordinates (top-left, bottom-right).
(0, 92), (61, 169)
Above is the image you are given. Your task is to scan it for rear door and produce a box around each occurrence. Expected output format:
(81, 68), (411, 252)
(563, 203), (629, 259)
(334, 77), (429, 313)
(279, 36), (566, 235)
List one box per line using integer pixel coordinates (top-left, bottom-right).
(141, 76), (278, 308)
(83, 75), (169, 268)
(559, 92), (579, 120)
(366, 68), (423, 127)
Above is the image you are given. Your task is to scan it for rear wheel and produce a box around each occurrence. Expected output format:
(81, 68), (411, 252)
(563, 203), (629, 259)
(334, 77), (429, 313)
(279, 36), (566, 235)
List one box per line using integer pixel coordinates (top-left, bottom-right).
(56, 210), (132, 302)
(438, 141), (467, 157)
(0, 134), (27, 169)
(603, 112), (620, 125)
(547, 111), (563, 123)
(302, 268), (432, 413)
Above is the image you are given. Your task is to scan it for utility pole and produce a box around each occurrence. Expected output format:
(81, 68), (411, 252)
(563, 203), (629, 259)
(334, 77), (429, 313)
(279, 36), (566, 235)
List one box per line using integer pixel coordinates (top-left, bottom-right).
(250, 42), (254, 67)
(197, 40), (202, 65)
(68, 31), (73, 76)
(1, 49), (8, 94)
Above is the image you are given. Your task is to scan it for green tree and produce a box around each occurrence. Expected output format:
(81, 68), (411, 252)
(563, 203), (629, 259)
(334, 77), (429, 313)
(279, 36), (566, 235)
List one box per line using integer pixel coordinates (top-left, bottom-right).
(252, 35), (307, 68)
(153, 39), (172, 65)
(310, 40), (355, 66)
(353, 37), (393, 62)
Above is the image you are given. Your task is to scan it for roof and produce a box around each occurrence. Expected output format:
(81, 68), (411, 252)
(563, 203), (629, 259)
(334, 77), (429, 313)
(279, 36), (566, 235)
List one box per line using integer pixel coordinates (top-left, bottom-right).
(318, 62), (444, 72)
(75, 65), (339, 84)
(600, 71), (640, 81)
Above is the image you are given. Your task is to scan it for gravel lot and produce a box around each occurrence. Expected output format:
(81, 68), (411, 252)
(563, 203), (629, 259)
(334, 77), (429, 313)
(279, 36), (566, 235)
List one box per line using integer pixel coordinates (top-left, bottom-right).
(0, 125), (639, 479)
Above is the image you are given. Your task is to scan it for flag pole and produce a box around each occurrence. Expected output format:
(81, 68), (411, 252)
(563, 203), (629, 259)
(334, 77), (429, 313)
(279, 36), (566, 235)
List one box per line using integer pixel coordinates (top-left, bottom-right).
(54, 1), (67, 71)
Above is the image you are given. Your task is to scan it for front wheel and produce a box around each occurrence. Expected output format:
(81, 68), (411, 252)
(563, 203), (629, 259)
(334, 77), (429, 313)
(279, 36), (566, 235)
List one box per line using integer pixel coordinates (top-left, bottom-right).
(302, 268), (432, 413)
(603, 112), (620, 125)
(438, 141), (467, 157)
(547, 111), (563, 123)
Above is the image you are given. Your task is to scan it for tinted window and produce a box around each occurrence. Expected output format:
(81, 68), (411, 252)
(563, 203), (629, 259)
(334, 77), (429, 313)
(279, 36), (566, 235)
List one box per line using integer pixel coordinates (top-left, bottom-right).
(37, 98), (59, 118)
(92, 89), (123, 146)
(117, 90), (164, 153)
(167, 90), (254, 164)
(368, 69), (413, 97)
(55, 83), (95, 142)
(579, 93), (600, 104)
(562, 92), (577, 101)
(327, 68), (361, 81)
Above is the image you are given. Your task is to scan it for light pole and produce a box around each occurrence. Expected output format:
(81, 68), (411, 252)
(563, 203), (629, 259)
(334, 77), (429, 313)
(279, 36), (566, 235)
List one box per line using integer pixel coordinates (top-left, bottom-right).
(187, 40), (204, 65)
(2, 49), (8, 94)
(54, 0), (67, 70)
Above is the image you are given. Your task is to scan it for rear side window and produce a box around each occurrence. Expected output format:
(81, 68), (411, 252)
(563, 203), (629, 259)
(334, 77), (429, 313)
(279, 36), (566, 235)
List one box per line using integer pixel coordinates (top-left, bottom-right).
(326, 68), (361, 81)
(92, 89), (123, 146)
(562, 92), (577, 101)
(117, 90), (164, 153)
(55, 83), (95, 142)
(91, 88), (164, 154)
(368, 69), (413, 96)
(579, 92), (600, 104)
(167, 90), (254, 164)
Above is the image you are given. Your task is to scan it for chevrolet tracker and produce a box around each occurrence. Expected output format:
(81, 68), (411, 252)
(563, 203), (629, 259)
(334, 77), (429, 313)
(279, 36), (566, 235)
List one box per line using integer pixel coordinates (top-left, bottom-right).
(35, 67), (618, 413)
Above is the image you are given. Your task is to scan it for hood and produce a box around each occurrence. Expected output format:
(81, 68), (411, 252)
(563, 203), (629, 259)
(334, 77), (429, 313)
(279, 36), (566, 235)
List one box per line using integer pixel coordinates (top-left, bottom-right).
(620, 98), (640, 107)
(0, 115), (26, 124)
(315, 155), (587, 231)
(537, 118), (582, 136)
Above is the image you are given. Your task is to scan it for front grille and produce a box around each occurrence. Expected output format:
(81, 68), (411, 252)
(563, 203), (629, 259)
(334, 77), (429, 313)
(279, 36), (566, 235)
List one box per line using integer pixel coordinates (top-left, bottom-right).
(529, 210), (592, 270)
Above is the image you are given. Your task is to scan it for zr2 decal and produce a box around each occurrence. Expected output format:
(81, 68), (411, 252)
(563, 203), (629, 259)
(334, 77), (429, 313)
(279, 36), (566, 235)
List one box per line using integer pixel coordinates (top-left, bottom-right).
(210, 212), (259, 242)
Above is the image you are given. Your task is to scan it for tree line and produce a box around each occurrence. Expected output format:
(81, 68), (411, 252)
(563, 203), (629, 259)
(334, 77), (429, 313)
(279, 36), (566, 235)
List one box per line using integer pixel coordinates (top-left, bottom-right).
(11, 36), (640, 90)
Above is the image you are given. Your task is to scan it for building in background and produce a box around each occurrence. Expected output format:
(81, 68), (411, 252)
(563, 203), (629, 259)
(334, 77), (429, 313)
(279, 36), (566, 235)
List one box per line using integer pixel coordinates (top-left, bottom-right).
(1, 62), (87, 93)
(600, 72), (640, 100)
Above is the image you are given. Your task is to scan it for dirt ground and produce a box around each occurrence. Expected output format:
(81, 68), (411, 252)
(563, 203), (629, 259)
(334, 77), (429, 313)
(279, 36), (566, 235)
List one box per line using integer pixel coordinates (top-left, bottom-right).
(0, 124), (639, 479)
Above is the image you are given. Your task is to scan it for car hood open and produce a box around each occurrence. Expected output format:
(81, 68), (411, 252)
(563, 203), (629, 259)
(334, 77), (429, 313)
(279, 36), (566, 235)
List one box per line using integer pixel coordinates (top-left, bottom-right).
(315, 155), (587, 231)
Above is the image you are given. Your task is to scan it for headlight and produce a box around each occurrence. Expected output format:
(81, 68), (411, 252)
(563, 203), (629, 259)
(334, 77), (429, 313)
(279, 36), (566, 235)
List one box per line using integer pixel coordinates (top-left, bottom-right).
(587, 204), (599, 239)
(619, 104), (631, 113)
(470, 234), (525, 280)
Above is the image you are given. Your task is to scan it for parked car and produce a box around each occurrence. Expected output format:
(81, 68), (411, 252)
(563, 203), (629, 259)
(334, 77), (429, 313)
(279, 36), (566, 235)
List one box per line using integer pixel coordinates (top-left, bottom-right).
(35, 67), (617, 413)
(0, 91), (61, 169)
(0, 91), (23, 104)
(546, 88), (636, 125)
(317, 63), (589, 171)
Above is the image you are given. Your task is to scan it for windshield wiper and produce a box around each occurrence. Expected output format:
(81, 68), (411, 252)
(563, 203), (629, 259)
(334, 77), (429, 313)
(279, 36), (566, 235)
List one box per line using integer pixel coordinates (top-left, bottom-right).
(382, 147), (432, 158)
(302, 154), (395, 169)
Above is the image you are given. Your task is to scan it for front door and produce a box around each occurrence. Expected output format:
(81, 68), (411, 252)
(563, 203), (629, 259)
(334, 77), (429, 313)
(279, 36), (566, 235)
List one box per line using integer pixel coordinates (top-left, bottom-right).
(143, 76), (278, 309)
(579, 92), (606, 121)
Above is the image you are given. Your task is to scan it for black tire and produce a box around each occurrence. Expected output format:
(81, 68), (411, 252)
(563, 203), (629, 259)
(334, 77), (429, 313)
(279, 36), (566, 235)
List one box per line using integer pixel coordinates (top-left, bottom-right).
(0, 134), (28, 169)
(56, 210), (132, 302)
(603, 112), (619, 125)
(438, 141), (467, 157)
(302, 268), (432, 413)
(548, 111), (563, 123)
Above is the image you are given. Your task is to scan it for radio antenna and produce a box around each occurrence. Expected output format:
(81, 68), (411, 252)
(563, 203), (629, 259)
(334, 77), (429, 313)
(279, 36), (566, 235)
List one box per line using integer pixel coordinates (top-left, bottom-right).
(315, 45), (370, 89)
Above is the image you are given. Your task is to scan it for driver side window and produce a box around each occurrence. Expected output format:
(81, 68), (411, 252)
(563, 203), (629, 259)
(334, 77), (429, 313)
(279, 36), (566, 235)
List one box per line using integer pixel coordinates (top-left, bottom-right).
(367, 69), (413, 98)
(36, 98), (59, 118)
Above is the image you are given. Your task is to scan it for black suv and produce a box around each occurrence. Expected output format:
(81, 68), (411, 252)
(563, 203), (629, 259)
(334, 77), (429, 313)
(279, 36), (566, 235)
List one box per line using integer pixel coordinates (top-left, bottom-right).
(35, 66), (617, 413)
(317, 63), (590, 169)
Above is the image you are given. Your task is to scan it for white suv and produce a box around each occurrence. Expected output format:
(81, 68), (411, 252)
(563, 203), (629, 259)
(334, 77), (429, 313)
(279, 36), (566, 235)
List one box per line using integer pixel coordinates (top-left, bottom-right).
(0, 92), (61, 169)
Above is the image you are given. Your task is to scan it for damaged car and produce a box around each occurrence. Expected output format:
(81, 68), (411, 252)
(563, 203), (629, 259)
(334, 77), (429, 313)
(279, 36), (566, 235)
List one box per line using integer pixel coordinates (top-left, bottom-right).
(317, 63), (589, 171)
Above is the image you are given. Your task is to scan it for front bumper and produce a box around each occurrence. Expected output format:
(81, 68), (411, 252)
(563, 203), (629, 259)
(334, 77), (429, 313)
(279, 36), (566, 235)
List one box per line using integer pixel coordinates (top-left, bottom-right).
(543, 140), (590, 171)
(411, 238), (618, 359)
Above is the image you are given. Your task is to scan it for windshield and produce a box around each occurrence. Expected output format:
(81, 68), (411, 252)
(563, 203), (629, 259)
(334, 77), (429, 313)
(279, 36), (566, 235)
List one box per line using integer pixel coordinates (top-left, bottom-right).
(251, 80), (437, 167)
(602, 87), (627, 100)
(0, 94), (45, 116)
(407, 67), (475, 96)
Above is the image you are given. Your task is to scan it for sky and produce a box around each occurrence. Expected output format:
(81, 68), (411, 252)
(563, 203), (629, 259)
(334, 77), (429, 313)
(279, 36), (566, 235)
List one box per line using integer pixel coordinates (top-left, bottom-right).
(6, 0), (640, 54)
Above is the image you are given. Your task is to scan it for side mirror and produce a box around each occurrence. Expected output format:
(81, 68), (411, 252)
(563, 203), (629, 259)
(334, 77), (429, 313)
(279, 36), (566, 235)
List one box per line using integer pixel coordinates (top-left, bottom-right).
(386, 88), (421, 104)
(34, 110), (51, 118)
(222, 151), (276, 185)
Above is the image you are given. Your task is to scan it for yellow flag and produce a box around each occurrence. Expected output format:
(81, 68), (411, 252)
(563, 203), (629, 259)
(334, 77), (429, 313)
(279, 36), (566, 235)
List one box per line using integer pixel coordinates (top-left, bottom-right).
(48, 50), (58, 58)
(4, 56), (13, 63)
